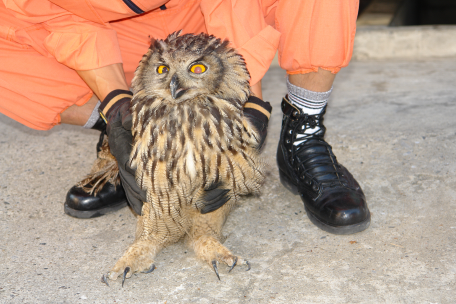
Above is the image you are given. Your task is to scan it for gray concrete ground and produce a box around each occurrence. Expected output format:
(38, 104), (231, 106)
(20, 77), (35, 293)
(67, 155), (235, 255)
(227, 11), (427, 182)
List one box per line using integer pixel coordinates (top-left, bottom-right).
(1, 57), (456, 304)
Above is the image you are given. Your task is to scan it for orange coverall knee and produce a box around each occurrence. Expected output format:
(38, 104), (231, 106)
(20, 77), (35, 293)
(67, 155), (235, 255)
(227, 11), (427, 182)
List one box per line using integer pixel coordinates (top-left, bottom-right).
(0, 0), (358, 130)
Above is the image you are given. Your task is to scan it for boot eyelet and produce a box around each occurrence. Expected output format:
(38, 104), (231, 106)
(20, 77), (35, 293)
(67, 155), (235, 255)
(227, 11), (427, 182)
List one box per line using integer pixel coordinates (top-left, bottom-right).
(305, 179), (311, 185)
(292, 110), (299, 117)
(285, 139), (291, 144)
(288, 129), (293, 135)
(312, 184), (319, 192)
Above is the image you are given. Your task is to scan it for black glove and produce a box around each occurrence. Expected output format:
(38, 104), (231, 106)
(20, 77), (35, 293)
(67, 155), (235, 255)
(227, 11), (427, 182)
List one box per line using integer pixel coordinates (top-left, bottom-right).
(99, 90), (146, 215)
(243, 96), (272, 150)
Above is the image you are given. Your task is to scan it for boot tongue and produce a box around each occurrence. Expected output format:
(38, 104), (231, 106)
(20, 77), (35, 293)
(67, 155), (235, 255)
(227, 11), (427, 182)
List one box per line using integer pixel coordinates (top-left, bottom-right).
(292, 113), (325, 143)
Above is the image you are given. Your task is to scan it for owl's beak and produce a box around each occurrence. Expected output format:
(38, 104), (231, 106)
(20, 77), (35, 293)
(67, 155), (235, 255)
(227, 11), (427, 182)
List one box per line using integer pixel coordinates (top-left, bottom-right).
(170, 74), (187, 99)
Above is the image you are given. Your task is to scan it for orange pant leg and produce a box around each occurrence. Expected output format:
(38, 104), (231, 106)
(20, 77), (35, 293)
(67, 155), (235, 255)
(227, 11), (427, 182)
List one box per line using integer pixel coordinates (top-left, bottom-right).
(263, 0), (359, 74)
(0, 5), (92, 131)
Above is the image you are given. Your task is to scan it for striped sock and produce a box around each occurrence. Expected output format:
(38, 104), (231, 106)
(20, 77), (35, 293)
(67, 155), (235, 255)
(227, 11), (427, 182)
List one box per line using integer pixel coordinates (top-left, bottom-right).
(287, 78), (332, 145)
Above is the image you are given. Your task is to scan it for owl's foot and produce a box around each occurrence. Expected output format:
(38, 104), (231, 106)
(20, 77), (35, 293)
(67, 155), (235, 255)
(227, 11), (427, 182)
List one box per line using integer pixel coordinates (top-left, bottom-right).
(192, 235), (250, 280)
(101, 240), (158, 287)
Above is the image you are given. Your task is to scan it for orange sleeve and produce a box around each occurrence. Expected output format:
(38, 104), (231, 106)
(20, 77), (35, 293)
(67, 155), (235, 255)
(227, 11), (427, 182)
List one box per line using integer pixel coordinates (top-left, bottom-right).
(4, 0), (123, 70)
(200, 0), (280, 86)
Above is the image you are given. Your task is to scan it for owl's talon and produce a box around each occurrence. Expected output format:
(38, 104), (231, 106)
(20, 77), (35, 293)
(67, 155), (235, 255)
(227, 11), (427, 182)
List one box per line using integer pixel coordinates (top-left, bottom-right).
(101, 274), (110, 287)
(245, 260), (251, 271)
(142, 264), (156, 274)
(122, 267), (130, 287)
(228, 257), (238, 273)
(212, 260), (220, 280)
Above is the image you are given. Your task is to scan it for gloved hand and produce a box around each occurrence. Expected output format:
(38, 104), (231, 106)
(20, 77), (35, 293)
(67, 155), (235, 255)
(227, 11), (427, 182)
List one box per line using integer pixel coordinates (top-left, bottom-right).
(243, 96), (272, 150)
(99, 90), (146, 215)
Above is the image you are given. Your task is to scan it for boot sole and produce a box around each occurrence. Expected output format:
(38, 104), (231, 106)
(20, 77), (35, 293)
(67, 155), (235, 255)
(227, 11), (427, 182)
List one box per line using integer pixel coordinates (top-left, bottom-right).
(279, 169), (371, 235)
(64, 201), (128, 219)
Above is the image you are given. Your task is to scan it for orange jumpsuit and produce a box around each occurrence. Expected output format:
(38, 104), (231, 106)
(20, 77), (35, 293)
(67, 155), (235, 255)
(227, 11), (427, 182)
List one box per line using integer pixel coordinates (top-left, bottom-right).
(0, 0), (359, 130)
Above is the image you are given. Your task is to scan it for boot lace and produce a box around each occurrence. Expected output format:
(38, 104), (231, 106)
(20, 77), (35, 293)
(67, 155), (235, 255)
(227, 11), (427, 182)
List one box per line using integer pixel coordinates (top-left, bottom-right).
(288, 114), (348, 191)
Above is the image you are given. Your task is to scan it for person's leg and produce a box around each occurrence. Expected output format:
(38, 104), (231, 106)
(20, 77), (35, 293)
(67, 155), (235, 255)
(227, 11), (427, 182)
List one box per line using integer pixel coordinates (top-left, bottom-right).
(0, 38), (94, 130)
(0, 4), (132, 219)
(288, 70), (335, 93)
(273, 0), (370, 234)
(0, 3), (105, 130)
(0, 26), (127, 219)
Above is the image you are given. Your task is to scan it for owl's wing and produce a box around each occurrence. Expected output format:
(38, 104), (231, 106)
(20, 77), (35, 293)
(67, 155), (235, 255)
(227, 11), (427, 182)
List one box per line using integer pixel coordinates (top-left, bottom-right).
(195, 182), (231, 214)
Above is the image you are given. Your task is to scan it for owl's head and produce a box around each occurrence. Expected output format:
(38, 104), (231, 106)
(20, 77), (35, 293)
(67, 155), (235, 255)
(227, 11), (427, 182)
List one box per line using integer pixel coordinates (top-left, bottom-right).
(132, 32), (251, 106)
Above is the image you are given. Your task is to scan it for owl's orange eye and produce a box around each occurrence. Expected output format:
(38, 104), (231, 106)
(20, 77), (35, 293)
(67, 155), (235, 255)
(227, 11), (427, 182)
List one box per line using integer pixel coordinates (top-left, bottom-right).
(190, 64), (206, 74)
(157, 65), (169, 74)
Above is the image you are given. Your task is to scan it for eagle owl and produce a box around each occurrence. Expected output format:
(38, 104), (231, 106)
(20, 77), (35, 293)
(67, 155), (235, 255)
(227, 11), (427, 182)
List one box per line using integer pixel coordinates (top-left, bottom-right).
(96, 32), (265, 285)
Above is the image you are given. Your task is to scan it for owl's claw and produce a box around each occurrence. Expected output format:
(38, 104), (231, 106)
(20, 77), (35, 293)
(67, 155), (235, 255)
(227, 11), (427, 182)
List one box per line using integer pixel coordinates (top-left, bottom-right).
(101, 274), (110, 287)
(142, 264), (156, 274)
(228, 257), (238, 273)
(101, 264), (153, 287)
(212, 260), (220, 280)
(122, 267), (130, 287)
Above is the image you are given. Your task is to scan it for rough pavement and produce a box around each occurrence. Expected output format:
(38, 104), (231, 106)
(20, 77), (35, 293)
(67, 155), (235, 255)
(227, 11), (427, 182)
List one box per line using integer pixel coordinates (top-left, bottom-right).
(1, 58), (456, 303)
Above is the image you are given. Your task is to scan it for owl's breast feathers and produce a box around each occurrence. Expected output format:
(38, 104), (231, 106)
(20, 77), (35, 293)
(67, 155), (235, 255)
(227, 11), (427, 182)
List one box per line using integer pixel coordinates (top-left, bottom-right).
(129, 93), (265, 217)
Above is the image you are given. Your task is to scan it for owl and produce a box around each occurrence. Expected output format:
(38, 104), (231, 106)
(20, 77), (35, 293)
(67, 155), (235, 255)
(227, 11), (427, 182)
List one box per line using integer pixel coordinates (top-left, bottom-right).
(94, 32), (265, 286)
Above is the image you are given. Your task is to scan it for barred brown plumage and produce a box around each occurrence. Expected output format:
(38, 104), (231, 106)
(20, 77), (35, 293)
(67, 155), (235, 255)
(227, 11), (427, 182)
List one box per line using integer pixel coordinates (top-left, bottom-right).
(89, 31), (265, 284)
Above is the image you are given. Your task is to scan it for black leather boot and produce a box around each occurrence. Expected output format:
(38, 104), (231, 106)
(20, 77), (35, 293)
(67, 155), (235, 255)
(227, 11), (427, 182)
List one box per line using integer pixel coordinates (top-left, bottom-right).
(64, 117), (128, 219)
(277, 96), (370, 234)
(64, 183), (127, 219)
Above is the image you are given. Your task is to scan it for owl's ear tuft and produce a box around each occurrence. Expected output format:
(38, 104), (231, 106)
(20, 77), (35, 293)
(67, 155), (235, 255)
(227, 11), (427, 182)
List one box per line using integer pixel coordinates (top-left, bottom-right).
(150, 38), (168, 53)
(168, 30), (183, 41)
(148, 36), (156, 48)
(214, 40), (230, 54)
